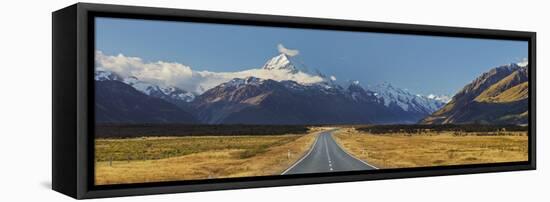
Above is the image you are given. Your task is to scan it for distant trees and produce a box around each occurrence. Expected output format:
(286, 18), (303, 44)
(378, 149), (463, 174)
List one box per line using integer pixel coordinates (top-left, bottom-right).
(95, 124), (310, 138)
(356, 124), (527, 134)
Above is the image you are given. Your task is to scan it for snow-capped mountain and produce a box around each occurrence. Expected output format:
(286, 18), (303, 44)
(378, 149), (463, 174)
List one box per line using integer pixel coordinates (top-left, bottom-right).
(95, 49), (453, 124)
(260, 54), (446, 115)
(262, 53), (313, 74)
(192, 76), (387, 124)
(220, 77), (265, 89)
(366, 82), (446, 114)
(191, 75), (442, 124)
(95, 69), (122, 81)
(94, 70), (196, 103)
(123, 76), (196, 102)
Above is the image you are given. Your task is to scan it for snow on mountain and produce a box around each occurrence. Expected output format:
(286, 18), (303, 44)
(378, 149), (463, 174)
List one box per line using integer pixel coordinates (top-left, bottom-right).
(95, 69), (122, 81)
(366, 82), (446, 113)
(95, 46), (452, 114)
(123, 76), (158, 95)
(161, 87), (196, 102)
(221, 77), (264, 88)
(94, 70), (196, 102)
(345, 80), (379, 103)
(262, 53), (311, 74)
(262, 53), (294, 71)
(96, 50), (325, 95)
(125, 77), (196, 102)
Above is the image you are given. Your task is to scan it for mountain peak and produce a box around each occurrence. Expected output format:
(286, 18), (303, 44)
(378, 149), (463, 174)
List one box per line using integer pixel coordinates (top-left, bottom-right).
(95, 70), (122, 81)
(222, 76), (265, 88)
(262, 53), (293, 71)
(345, 80), (362, 90)
(366, 82), (446, 113)
(262, 53), (309, 74)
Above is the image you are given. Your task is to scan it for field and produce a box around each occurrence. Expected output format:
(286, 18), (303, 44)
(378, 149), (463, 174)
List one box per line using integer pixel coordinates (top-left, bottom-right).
(333, 127), (528, 168)
(95, 123), (529, 185)
(95, 127), (326, 185)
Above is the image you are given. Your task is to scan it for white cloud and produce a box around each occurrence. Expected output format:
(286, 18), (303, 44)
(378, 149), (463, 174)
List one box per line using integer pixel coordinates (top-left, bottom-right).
(330, 75), (336, 81)
(96, 51), (325, 94)
(277, 43), (299, 56)
(427, 94), (452, 103)
(517, 58), (528, 67)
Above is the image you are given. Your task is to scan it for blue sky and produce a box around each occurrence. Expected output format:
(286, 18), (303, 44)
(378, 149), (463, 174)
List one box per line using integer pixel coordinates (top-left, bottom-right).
(95, 17), (528, 95)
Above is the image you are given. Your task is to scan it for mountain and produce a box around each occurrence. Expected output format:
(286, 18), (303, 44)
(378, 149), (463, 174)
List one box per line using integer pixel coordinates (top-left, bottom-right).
(191, 78), (440, 124)
(96, 70), (196, 111)
(192, 77), (387, 124)
(95, 53), (449, 125)
(366, 82), (446, 115)
(420, 63), (528, 125)
(123, 76), (196, 111)
(262, 53), (310, 74)
(189, 53), (449, 125)
(95, 79), (198, 124)
(95, 69), (123, 81)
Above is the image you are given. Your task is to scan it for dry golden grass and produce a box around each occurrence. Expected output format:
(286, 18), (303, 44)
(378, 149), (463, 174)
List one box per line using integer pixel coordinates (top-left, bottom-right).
(95, 129), (322, 185)
(333, 128), (528, 169)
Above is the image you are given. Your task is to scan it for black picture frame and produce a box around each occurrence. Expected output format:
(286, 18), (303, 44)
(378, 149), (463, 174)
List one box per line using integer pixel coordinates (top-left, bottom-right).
(52, 3), (536, 199)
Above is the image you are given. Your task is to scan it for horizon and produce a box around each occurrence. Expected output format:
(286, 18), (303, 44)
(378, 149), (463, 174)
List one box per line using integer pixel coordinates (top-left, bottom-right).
(95, 17), (528, 96)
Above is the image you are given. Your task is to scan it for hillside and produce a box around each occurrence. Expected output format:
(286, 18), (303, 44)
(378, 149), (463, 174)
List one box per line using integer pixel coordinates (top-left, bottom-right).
(420, 63), (528, 125)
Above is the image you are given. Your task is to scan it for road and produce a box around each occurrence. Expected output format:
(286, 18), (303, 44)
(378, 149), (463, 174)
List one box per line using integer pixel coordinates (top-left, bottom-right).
(282, 130), (377, 175)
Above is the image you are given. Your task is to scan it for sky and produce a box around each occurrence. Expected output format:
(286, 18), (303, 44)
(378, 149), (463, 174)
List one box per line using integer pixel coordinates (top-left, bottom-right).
(95, 17), (528, 96)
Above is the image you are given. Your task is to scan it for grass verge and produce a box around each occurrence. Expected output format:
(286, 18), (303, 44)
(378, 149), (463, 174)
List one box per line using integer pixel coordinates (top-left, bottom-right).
(333, 128), (528, 169)
(95, 128), (325, 185)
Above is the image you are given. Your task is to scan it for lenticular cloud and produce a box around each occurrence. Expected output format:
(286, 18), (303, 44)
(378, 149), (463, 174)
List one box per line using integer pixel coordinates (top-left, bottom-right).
(277, 43), (299, 56)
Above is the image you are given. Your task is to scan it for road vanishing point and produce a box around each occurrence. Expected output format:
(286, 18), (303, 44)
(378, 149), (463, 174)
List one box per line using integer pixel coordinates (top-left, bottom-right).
(282, 130), (377, 175)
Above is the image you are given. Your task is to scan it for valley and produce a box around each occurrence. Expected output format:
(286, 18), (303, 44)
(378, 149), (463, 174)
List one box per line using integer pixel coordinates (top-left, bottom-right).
(94, 124), (528, 185)
(95, 51), (529, 126)
(93, 45), (530, 185)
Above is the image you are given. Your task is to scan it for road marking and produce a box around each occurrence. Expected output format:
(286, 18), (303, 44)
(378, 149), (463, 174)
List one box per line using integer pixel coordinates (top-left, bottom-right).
(324, 133), (334, 172)
(328, 131), (379, 169)
(281, 131), (322, 175)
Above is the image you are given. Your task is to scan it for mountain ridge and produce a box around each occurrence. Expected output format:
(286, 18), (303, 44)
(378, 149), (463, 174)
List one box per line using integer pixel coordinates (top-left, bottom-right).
(420, 63), (528, 125)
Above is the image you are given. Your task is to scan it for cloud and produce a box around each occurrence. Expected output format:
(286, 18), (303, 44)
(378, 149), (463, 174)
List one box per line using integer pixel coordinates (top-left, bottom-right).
(96, 51), (324, 94)
(277, 43), (299, 56)
(517, 58), (528, 67)
(330, 75), (336, 81)
(95, 51), (194, 87)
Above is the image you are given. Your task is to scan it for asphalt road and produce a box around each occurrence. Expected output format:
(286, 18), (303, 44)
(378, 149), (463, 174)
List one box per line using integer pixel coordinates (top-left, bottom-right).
(282, 130), (377, 175)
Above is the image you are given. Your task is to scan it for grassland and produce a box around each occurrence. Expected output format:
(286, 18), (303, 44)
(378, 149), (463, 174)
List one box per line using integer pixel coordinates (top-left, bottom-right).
(333, 128), (528, 169)
(95, 127), (327, 185)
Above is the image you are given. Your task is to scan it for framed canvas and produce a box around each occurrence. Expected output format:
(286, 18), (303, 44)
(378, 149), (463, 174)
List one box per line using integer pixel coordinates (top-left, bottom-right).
(52, 3), (536, 199)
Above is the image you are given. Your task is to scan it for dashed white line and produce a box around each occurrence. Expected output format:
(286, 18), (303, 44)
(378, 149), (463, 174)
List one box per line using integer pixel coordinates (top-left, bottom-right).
(324, 133), (334, 172)
(281, 132), (322, 175)
(329, 132), (379, 169)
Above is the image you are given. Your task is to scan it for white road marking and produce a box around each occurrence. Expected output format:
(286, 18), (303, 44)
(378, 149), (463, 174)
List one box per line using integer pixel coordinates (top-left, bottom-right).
(324, 133), (334, 171)
(281, 131), (322, 175)
(329, 132), (379, 169)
